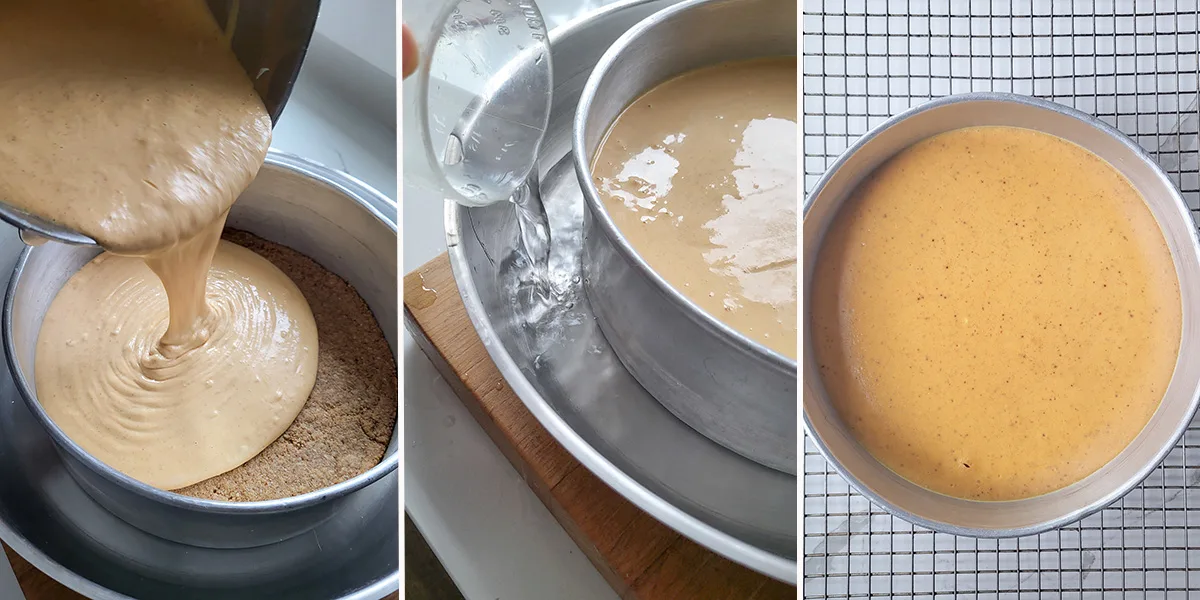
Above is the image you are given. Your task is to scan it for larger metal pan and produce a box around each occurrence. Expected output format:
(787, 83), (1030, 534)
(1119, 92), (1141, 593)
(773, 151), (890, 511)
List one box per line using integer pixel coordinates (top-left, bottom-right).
(443, 0), (796, 583)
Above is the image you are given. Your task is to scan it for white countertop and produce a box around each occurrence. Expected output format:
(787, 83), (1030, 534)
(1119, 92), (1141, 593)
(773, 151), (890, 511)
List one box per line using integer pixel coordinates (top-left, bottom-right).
(0, 545), (20, 600)
(401, 1), (625, 599)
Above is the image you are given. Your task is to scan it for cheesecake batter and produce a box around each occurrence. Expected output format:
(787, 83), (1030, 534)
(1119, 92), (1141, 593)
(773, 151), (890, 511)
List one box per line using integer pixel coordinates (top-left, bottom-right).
(591, 58), (797, 359)
(812, 126), (1181, 500)
(2, 0), (318, 490)
(36, 242), (318, 490)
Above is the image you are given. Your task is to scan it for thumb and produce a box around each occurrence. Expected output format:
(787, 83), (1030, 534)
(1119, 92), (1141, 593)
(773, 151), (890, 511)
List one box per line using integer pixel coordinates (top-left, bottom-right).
(401, 24), (419, 79)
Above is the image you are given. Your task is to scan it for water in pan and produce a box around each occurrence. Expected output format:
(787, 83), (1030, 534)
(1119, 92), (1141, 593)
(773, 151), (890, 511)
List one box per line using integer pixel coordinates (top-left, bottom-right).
(804, 1), (1200, 597)
(458, 88), (798, 561)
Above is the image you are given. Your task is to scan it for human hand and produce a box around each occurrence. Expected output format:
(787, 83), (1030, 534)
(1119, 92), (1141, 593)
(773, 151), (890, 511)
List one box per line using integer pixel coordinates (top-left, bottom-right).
(402, 24), (418, 79)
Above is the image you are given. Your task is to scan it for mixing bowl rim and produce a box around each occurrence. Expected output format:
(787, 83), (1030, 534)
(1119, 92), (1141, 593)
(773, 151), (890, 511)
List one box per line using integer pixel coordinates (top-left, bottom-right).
(801, 91), (1200, 537)
(2, 150), (399, 515)
(570, 0), (797, 372)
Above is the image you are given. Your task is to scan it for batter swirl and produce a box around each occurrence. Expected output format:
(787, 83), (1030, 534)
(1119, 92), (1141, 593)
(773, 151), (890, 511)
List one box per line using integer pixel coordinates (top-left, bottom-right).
(37, 242), (318, 490)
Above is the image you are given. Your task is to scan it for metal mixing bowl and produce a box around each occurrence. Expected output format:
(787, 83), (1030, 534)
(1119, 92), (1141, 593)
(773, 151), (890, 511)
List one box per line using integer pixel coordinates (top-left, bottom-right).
(572, 0), (798, 475)
(803, 92), (1200, 536)
(0, 0), (321, 248)
(3, 150), (398, 550)
(204, 0), (321, 125)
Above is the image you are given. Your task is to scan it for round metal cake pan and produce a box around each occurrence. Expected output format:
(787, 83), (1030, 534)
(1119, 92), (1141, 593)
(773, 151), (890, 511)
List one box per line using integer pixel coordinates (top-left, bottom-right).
(572, 0), (797, 475)
(444, 0), (796, 583)
(4, 150), (399, 550)
(803, 92), (1200, 536)
(0, 150), (397, 598)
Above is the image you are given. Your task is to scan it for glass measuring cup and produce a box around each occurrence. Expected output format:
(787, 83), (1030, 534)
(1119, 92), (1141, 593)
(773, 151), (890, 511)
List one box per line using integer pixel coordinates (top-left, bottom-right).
(402, 0), (553, 207)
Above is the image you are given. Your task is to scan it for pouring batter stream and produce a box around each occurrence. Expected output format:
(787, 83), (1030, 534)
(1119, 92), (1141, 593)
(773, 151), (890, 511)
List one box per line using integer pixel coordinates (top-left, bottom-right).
(0, 0), (318, 490)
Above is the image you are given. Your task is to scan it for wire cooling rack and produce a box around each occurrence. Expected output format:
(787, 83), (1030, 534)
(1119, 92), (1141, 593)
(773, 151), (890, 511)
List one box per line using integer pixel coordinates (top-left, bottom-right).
(803, 1), (1200, 598)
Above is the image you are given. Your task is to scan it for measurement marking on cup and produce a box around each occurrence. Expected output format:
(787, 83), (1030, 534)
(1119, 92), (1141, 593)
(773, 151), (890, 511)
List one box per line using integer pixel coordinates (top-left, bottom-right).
(519, 0), (543, 32)
(443, 133), (465, 166)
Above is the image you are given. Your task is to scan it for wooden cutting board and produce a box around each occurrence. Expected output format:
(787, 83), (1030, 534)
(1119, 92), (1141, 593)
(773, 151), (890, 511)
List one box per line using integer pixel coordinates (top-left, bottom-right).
(2, 545), (401, 599)
(405, 253), (795, 600)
